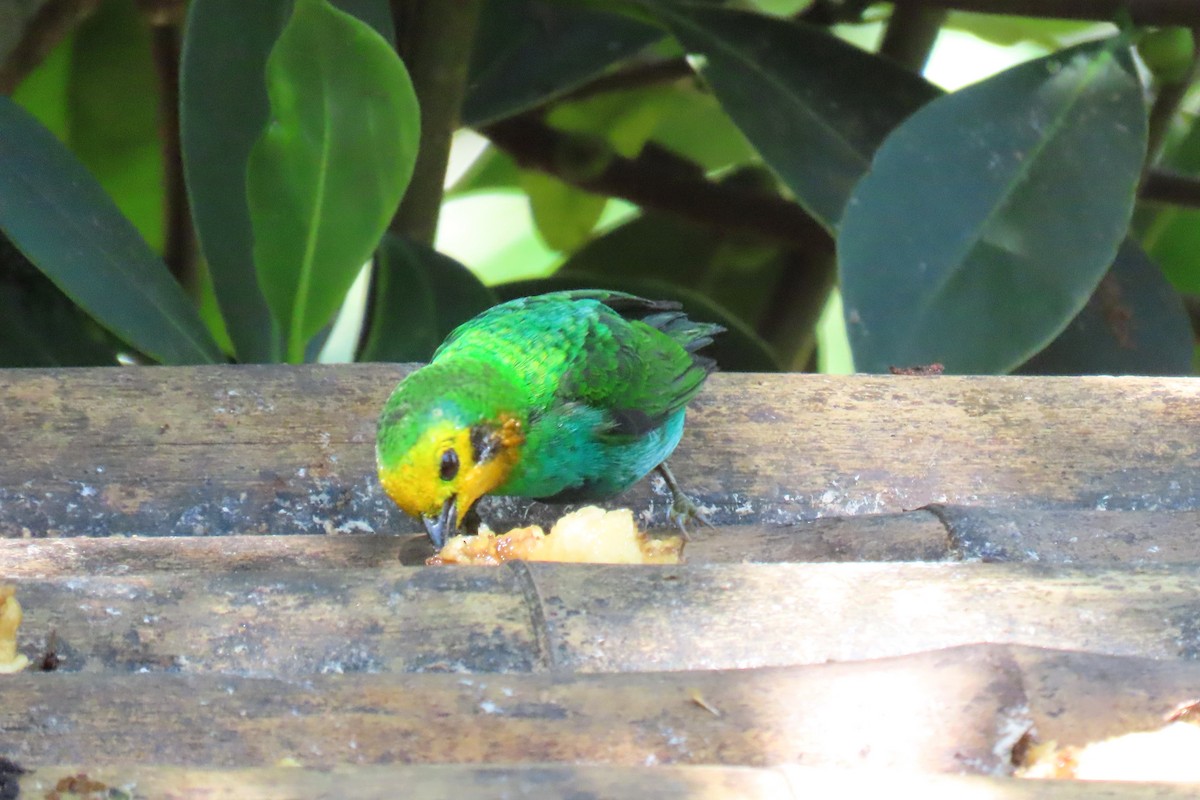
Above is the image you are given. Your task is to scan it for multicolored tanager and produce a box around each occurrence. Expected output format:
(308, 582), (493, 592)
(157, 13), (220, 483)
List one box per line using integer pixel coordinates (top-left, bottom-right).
(375, 290), (723, 547)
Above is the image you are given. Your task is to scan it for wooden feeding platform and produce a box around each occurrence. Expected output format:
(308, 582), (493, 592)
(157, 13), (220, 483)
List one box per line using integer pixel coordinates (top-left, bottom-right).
(2, 364), (1200, 798)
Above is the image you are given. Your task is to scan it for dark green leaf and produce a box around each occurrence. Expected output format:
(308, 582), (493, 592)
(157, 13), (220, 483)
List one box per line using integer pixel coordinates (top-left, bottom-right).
(493, 274), (781, 371)
(359, 235), (497, 363)
(649, 3), (939, 227)
(463, 0), (661, 127)
(0, 233), (120, 367)
(181, 0), (394, 362)
(0, 97), (224, 364)
(1018, 240), (1192, 376)
(246, 0), (419, 363)
(840, 37), (1147, 374)
(559, 211), (786, 330)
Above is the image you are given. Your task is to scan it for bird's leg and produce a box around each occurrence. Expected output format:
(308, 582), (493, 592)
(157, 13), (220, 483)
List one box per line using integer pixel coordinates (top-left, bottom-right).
(656, 461), (712, 539)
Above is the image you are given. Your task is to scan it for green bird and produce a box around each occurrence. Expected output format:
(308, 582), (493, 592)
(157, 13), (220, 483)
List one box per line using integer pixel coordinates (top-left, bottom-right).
(376, 290), (723, 547)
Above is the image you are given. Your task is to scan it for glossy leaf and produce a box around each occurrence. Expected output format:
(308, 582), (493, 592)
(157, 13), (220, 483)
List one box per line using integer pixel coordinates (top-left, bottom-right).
(0, 97), (224, 364)
(650, 3), (939, 227)
(463, 0), (662, 127)
(246, 0), (419, 363)
(359, 235), (498, 363)
(181, 0), (394, 362)
(1018, 241), (1192, 376)
(493, 275), (781, 372)
(840, 37), (1147, 374)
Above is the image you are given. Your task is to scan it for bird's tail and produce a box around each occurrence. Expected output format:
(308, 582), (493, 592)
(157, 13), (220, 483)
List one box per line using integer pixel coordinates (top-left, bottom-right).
(642, 311), (726, 372)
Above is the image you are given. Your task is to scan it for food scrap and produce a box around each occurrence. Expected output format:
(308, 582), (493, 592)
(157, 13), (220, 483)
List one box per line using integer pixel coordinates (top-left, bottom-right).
(427, 505), (683, 565)
(1019, 722), (1200, 782)
(0, 586), (29, 674)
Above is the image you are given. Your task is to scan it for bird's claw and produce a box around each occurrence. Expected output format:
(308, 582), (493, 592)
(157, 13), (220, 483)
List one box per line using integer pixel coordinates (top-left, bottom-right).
(667, 493), (712, 541)
(657, 461), (712, 541)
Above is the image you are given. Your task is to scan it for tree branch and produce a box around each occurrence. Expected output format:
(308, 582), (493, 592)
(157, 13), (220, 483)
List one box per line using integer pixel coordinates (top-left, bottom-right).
(880, 2), (948, 72)
(0, 0), (99, 94)
(1140, 169), (1200, 208)
(481, 113), (832, 252)
(892, 0), (1200, 25)
(142, 3), (195, 294)
(390, 0), (484, 247)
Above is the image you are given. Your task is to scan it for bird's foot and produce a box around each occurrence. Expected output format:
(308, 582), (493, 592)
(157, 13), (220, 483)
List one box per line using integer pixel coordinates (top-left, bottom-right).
(657, 462), (713, 540)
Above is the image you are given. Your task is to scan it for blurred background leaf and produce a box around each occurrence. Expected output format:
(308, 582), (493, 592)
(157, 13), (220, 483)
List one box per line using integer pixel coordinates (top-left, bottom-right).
(462, 0), (662, 127)
(0, 96), (223, 365)
(650, 3), (940, 227)
(359, 234), (497, 363)
(839, 38), (1147, 374)
(246, 0), (418, 363)
(1018, 241), (1193, 376)
(181, 0), (396, 363)
(1, 0), (1196, 376)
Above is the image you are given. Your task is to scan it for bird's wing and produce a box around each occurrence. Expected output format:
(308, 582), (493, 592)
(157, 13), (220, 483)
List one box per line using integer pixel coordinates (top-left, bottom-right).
(431, 291), (721, 437)
(555, 296), (721, 439)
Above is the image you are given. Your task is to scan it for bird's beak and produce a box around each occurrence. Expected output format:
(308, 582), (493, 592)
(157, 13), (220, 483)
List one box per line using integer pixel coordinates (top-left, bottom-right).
(421, 495), (457, 549)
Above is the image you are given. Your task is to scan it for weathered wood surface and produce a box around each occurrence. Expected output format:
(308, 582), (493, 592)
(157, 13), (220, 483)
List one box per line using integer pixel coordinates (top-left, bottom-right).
(3, 645), (1197, 774)
(13, 764), (1199, 800)
(1, 366), (1198, 538)
(0, 645), (1020, 772)
(5, 506), (1200, 571)
(5, 562), (1200, 674)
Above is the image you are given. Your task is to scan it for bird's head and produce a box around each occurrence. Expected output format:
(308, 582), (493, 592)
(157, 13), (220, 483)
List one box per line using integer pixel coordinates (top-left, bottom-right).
(376, 364), (526, 548)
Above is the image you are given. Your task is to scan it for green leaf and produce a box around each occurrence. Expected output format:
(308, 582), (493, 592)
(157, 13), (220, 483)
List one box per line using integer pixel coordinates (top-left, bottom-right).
(1018, 241), (1192, 376)
(839, 37), (1147, 374)
(246, 0), (419, 363)
(520, 171), (609, 252)
(943, 12), (1103, 49)
(181, 0), (395, 362)
(649, 3), (939, 227)
(16, 1), (164, 251)
(68, 0), (164, 252)
(359, 235), (498, 362)
(0, 97), (224, 364)
(463, 0), (662, 127)
(1139, 115), (1200, 294)
(559, 210), (786, 330)
(493, 274), (781, 371)
(0, 234), (120, 367)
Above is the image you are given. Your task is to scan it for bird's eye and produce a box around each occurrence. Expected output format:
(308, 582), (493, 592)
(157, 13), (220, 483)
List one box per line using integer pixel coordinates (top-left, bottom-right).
(439, 449), (459, 481)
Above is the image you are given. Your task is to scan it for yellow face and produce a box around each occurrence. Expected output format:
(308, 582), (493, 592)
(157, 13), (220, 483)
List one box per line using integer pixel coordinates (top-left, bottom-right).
(378, 414), (525, 529)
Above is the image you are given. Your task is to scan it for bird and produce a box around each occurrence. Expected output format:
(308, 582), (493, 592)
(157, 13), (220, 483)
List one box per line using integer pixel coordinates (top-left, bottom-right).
(375, 290), (723, 548)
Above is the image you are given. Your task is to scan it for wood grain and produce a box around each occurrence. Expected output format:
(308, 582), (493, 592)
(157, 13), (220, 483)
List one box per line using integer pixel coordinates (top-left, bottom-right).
(2, 645), (1198, 775)
(4, 506), (1200, 571)
(13, 764), (1199, 800)
(4, 562), (1199, 674)
(0, 366), (1198, 537)
(0, 645), (1024, 772)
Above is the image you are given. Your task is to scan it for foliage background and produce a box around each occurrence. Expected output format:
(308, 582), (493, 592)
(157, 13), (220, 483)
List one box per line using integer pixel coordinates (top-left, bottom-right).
(1, 0), (1199, 375)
